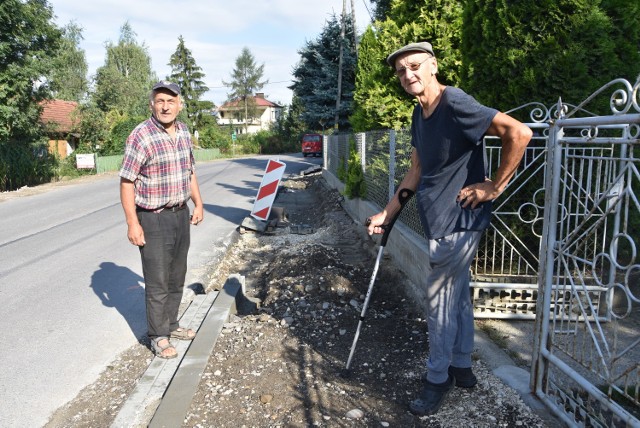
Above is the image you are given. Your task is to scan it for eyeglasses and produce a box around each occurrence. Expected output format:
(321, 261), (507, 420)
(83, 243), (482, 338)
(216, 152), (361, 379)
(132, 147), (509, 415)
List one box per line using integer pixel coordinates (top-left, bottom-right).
(395, 56), (431, 77)
(152, 99), (178, 108)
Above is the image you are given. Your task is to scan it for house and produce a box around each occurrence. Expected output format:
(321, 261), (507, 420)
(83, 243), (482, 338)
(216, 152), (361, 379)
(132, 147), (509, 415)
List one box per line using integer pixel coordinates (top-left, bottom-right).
(40, 99), (79, 159)
(217, 93), (282, 134)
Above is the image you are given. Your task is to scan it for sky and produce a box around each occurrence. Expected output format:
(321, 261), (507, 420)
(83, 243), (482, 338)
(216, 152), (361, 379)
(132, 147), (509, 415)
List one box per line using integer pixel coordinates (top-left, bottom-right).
(47, 0), (374, 107)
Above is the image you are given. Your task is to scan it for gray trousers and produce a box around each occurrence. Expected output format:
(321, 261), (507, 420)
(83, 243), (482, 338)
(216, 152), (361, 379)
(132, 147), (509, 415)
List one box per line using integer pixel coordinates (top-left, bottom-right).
(424, 230), (482, 384)
(137, 207), (190, 340)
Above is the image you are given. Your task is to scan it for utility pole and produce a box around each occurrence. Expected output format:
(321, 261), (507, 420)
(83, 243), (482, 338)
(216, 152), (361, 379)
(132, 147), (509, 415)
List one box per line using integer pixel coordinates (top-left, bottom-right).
(334, 0), (346, 131)
(350, 0), (357, 55)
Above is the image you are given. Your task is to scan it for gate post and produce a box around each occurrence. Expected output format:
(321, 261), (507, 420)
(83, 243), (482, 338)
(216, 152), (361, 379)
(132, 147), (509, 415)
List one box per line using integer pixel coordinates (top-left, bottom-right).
(531, 98), (566, 395)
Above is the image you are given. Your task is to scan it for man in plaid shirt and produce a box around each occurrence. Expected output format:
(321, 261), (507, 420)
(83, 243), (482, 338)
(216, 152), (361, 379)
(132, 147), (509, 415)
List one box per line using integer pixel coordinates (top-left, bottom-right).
(119, 80), (204, 359)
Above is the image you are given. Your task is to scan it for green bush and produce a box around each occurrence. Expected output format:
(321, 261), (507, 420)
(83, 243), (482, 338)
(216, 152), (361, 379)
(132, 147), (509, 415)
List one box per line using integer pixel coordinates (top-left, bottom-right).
(102, 116), (145, 155)
(197, 123), (232, 151)
(56, 153), (95, 179)
(249, 130), (298, 154)
(234, 133), (260, 155)
(0, 142), (58, 191)
(344, 140), (365, 199)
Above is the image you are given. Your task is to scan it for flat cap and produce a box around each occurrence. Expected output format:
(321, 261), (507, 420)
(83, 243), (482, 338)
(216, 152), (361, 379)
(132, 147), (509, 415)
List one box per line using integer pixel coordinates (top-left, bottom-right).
(386, 42), (435, 66)
(152, 80), (181, 96)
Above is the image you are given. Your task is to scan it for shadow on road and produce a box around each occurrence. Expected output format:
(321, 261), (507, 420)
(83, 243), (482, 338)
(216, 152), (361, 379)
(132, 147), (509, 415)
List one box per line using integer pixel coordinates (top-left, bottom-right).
(90, 262), (147, 342)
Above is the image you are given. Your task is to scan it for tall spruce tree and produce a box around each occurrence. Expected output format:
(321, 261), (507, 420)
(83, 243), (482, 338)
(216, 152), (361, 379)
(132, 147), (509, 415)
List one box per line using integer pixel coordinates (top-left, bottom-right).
(369, 0), (393, 21)
(223, 47), (268, 134)
(93, 22), (156, 117)
(49, 21), (88, 102)
(168, 36), (209, 131)
(290, 12), (357, 131)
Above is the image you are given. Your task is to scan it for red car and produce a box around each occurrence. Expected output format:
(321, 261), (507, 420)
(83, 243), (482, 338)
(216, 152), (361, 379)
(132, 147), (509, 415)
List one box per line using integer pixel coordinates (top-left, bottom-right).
(301, 133), (323, 157)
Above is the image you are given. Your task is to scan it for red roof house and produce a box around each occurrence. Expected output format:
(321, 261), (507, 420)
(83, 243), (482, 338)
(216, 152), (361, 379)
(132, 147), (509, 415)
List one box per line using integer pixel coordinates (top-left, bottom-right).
(40, 99), (80, 159)
(218, 93), (283, 134)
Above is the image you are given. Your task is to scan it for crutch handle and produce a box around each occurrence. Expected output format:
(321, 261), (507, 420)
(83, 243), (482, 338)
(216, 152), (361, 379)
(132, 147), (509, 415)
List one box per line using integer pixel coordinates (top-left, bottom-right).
(368, 188), (413, 246)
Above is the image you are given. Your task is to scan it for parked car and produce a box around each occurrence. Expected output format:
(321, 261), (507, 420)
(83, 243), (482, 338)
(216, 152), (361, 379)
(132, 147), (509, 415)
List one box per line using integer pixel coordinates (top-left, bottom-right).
(301, 133), (323, 157)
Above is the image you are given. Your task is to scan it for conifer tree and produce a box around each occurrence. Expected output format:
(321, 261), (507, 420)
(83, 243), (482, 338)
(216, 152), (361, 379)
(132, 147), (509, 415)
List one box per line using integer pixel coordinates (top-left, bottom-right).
(290, 13), (357, 131)
(350, 0), (464, 131)
(461, 0), (638, 112)
(168, 35), (209, 131)
(223, 47), (268, 134)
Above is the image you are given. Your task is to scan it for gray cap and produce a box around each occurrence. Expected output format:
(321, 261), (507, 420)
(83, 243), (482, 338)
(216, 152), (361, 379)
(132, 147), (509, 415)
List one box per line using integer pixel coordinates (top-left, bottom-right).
(152, 80), (180, 96)
(386, 42), (435, 66)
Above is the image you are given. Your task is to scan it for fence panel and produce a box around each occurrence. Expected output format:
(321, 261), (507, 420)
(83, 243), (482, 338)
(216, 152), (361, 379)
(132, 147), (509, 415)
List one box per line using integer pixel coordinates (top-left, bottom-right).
(95, 149), (221, 175)
(96, 155), (123, 174)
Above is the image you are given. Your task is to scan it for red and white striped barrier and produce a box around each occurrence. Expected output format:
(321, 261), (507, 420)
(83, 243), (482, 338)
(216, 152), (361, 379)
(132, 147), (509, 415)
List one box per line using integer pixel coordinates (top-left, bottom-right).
(251, 159), (287, 221)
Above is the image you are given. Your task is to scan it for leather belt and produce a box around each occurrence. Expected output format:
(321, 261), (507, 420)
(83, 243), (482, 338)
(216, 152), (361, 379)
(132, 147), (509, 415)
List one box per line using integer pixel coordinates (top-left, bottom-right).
(165, 202), (187, 212)
(136, 202), (187, 213)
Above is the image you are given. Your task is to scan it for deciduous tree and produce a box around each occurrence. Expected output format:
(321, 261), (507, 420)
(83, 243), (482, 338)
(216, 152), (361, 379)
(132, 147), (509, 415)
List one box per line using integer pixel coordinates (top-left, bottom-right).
(49, 21), (88, 102)
(0, 0), (61, 144)
(93, 22), (156, 117)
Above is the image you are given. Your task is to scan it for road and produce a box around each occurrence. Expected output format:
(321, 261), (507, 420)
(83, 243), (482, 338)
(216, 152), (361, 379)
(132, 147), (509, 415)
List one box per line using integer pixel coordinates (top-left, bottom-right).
(0, 153), (321, 428)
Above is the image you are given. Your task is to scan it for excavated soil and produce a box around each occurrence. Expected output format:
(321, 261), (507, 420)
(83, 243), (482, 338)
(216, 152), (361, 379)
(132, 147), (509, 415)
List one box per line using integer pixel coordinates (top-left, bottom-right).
(181, 175), (548, 427)
(46, 173), (549, 428)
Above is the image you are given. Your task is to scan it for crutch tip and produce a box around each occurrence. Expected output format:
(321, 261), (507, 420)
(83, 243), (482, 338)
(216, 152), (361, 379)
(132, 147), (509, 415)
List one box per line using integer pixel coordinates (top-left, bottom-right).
(339, 368), (352, 378)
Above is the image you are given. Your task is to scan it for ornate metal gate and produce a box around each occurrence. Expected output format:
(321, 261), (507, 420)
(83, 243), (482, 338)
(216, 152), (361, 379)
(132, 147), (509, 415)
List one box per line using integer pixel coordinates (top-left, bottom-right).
(532, 79), (640, 427)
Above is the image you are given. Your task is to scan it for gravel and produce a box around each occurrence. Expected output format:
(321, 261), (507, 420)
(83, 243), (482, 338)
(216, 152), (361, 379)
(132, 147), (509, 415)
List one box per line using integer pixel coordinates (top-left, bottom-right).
(46, 173), (552, 428)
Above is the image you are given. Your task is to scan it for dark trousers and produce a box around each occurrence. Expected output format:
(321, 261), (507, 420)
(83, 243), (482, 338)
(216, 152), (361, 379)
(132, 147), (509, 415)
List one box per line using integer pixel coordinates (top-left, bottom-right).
(137, 207), (190, 339)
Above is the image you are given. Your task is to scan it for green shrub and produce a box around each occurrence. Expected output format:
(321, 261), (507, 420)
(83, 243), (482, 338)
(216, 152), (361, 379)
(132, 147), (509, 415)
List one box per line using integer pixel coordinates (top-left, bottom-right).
(102, 116), (145, 155)
(0, 142), (57, 191)
(197, 123), (232, 151)
(344, 140), (365, 199)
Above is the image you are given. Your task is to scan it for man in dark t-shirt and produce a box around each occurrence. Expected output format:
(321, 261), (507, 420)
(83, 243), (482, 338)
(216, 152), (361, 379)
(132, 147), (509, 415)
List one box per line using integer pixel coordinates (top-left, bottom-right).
(367, 42), (532, 416)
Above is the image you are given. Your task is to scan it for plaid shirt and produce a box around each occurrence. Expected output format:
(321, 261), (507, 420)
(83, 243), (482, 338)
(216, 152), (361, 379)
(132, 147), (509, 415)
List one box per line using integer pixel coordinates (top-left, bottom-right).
(119, 116), (195, 210)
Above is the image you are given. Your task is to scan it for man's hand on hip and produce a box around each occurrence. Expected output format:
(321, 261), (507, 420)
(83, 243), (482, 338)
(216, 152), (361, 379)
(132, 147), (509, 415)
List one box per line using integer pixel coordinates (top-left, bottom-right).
(457, 179), (500, 209)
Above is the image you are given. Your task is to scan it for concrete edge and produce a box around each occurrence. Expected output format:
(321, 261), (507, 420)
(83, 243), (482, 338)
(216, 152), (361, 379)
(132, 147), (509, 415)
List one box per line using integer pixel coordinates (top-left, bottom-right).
(148, 275), (244, 428)
(110, 292), (217, 428)
(182, 227), (242, 303)
(110, 216), (241, 427)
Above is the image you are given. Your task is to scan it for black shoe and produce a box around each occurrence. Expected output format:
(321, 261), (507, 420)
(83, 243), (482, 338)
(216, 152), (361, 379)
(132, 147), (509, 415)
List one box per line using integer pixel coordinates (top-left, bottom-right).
(409, 376), (454, 416)
(421, 366), (477, 388)
(448, 366), (477, 388)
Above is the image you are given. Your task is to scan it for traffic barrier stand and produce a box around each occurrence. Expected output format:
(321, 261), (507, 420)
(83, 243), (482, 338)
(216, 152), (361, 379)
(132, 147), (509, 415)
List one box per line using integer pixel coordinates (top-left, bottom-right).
(240, 159), (286, 234)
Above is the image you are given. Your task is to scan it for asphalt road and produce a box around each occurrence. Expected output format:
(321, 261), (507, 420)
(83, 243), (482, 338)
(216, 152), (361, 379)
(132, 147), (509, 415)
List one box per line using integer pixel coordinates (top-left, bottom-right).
(0, 153), (321, 428)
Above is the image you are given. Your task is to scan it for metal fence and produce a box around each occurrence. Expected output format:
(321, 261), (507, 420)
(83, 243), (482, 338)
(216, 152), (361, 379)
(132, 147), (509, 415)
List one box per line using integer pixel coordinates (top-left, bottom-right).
(532, 80), (640, 427)
(325, 120), (549, 319)
(324, 77), (640, 426)
(94, 148), (222, 174)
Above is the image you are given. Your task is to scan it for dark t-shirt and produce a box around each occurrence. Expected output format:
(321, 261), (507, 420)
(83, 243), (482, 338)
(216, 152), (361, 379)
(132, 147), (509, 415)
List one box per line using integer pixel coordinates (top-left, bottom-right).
(411, 87), (498, 239)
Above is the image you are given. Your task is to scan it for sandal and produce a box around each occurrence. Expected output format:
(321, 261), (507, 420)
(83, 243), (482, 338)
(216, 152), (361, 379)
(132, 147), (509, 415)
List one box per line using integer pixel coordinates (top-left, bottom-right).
(151, 336), (177, 359)
(170, 327), (196, 340)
